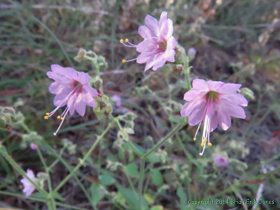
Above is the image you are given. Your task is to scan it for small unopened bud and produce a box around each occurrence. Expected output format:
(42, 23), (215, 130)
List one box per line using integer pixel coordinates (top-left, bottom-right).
(187, 47), (196, 59)
(104, 110), (110, 117)
(74, 48), (87, 62)
(95, 81), (102, 90)
(173, 64), (183, 72)
(100, 102), (107, 108)
(240, 88), (254, 100)
(174, 44), (186, 64)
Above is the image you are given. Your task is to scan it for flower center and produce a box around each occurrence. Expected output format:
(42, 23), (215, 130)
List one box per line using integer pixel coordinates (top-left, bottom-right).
(205, 91), (219, 101)
(157, 41), (167, 51)
(73, 81), (83, 91)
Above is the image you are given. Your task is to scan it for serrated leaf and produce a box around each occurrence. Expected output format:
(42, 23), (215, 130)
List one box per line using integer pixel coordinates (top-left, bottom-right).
(152, 170), (163, 186)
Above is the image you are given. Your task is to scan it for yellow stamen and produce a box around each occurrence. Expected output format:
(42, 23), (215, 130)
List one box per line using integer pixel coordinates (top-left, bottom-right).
(122, 59), (126, 63)
(60, 117), (64, 120)
(208, 143), (212, 146)
(44, 116), (48, 120)
(201, 142), (205, 147)
(125, 38), (129, 42)
(57, 116), (61, 119)
(94, 97), (97, 100)
(19, 184), (23, 189)
(203, 139), (207, 143)
(120, 39), (124, 43)
(46, 113), (50, 116)
(193, 138), (196, 141)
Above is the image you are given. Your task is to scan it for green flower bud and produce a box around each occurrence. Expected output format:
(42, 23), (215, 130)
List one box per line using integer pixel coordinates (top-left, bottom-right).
(74, 48), (87, 62)
(240, 88), (254, 100)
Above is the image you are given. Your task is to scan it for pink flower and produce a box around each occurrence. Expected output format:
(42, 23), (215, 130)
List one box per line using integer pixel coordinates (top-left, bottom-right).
(30, 143), (37, 150)
(214, 155), (229, 167)
(112, 95), (122, 107)
(121, 11), (177, 71)
(181, 79), (248, 155)
(45, 64), (98, 135)
(20, 169), (36, 197)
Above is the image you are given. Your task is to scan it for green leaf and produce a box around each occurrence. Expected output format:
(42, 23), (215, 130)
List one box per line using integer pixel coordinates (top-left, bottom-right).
(176, 185), (187, 210)
(99, 175), (116, 186)
(117, 185), (148, 209)
(152, 170), (163, 186)
(144, 193), (154, 204)
(124, 163), (139, 178)
(52, 191), (65, 201)
(90, 183), (105, 205)
(150, 206), (163, 210)
(168, 116), (181, 123)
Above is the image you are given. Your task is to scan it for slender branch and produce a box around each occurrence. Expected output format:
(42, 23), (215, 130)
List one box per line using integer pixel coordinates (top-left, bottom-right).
(142, 124), (184, 159)
(52, 123), (112, 193)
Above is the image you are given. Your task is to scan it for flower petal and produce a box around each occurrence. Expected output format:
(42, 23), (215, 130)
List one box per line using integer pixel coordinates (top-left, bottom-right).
(136, 39), (157, 52)
(207, 81), (224, 92)
(219, 83), (242, 94)
(77, 72), (90, 85)
(181, 99), (205, 117)
(160, 18), (173, 40)
(188, 107), (205, 126)
(81, 92), (97, 108)
(67, 94), (77, 115)
(183, 89), (201, 101)
(145, 14), (159, 36)
(74, 94), (86, 116)
(152, 53), (166, 70)
(83, 85), (98, 97)
(220, 93), (248, 107)
(192, 79), (209, 91)
(138, 25), (153, 39)
(217, 110), (231, 130)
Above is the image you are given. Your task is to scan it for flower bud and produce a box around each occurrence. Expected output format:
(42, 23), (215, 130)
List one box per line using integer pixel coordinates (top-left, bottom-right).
(173, 64), (183, 72)
(240, 88), (254, 100)
(174, 44), (186, 64)
(74, 48), (87, 62)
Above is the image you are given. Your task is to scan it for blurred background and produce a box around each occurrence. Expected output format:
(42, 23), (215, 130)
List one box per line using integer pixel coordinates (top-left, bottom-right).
(0, 0), (280, 209)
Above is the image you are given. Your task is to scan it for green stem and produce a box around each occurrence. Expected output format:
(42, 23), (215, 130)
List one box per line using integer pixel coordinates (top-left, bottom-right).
(52, 123), (112, 193)
(36, 147), (56, 210)
(0, 190), (46, 202)
(142, 124), (184, 159)
(184, 56), (192, 91)
(42, 142), (95, 208)
(138, 159), (145, 210)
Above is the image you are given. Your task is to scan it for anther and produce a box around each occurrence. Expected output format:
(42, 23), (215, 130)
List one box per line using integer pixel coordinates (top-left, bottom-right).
(98, 93), (103, 97)
(46, 113), (50, 116)
(125, 38), (129, 42)
(44, 116), (48, 120)
(120, 39), (124, 43)
(208, 143), (212, 146)
(60, 117), (64, 120)
(57, 116), (61, 119)
(193, 138), (196, 141)
(201, 142), (205, 147)
(122, 59), (126, 63)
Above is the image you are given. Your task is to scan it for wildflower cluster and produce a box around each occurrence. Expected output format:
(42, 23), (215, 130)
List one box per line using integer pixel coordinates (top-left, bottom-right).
(3, 10), (250, 199)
